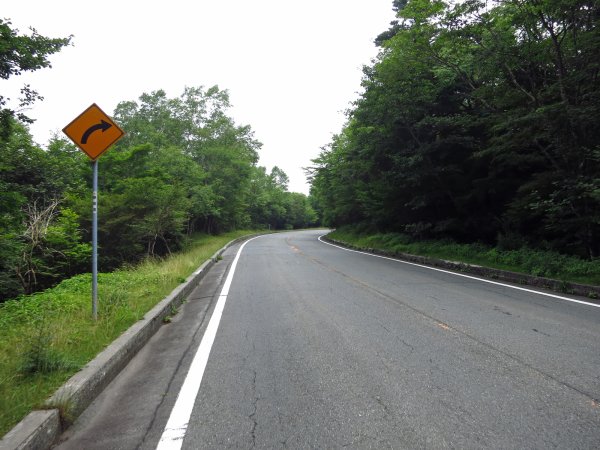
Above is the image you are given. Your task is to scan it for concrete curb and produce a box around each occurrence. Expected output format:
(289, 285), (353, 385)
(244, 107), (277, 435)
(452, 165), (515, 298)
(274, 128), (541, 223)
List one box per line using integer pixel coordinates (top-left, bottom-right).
(0, 412), (59, 450)
(0, 233), (259, 450)
(322, 236), (600, 301)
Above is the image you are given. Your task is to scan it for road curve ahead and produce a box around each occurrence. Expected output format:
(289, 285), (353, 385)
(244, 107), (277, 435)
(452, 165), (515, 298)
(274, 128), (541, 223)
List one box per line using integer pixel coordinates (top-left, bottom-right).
(58, 230), (600, 449)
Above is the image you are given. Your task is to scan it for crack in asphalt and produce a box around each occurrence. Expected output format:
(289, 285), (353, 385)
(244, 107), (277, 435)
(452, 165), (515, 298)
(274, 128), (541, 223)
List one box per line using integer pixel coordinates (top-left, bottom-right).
(379, 324), (415, 354)
(373, 395), (391, 420)
(135, 279), (223, 449)
(249, 369), (258, 448)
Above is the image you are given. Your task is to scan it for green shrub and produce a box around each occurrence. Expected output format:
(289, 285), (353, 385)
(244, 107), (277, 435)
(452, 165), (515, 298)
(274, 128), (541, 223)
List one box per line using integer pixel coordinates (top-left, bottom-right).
(329, 227), (600, 286)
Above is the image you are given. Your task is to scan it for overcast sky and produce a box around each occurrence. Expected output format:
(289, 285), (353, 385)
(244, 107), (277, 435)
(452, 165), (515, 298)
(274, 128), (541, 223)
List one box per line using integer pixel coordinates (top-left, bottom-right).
(3, 1), (396, 194)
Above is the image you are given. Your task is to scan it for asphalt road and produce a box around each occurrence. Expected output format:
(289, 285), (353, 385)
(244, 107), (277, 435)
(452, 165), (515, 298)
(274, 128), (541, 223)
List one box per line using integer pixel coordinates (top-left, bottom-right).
(57, 230), (600, 449)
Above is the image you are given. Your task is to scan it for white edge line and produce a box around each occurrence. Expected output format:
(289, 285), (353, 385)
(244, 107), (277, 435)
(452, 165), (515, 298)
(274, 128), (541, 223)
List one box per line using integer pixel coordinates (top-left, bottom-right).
(318, 235), (600, 309)
(157, 235), (262, 450)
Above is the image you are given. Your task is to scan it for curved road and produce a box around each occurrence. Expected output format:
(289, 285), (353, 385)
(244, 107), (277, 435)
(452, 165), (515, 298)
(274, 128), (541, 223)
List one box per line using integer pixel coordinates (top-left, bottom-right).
(58, 230), (600, 449)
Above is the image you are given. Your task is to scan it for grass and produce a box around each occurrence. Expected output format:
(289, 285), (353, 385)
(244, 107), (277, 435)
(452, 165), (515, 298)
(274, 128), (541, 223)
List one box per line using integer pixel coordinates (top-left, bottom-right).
(328, 226), (600, 287)
(0, 230), (259, 437)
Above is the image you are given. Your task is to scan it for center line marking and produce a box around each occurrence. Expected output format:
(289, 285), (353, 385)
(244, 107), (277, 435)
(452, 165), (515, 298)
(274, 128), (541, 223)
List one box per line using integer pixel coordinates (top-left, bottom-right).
(157, 235), (261, 450)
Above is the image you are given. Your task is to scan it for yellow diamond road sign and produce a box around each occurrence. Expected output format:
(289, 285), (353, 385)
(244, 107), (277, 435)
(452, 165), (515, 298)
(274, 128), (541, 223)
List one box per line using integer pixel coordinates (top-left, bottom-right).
(63, 103), (124, 160)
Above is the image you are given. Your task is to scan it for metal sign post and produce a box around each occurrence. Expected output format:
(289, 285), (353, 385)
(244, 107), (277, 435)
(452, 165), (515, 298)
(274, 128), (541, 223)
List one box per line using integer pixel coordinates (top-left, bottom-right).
(92, 159), (99, 320)
(63, 103), (124, 320)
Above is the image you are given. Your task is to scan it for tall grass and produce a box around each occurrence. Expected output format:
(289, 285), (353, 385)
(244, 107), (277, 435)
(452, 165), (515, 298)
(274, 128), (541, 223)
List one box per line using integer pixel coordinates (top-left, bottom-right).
(329, 227), (600, 286)
(0, 230), (258, 437)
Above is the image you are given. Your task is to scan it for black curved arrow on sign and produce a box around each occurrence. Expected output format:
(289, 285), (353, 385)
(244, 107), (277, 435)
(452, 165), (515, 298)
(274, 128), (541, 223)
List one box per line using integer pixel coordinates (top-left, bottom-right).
(81, 120), (112, 144)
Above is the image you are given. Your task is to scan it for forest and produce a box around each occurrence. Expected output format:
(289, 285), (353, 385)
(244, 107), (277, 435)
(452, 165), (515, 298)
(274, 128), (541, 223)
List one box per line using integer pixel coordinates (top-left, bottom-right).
(3, 0), (600, 301)
(0, 20), (316, 302)
(309, 0), (599, 261)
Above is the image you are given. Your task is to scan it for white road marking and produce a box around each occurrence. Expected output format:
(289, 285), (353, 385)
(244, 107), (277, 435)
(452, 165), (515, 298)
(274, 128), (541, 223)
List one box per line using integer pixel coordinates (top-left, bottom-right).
(157, 236), (262, 450)
(318, 235), (600, 309)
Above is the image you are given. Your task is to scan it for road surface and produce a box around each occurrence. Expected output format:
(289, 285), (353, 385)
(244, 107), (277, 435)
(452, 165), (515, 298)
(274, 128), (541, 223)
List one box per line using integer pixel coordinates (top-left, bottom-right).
(57, 230), (600, 449)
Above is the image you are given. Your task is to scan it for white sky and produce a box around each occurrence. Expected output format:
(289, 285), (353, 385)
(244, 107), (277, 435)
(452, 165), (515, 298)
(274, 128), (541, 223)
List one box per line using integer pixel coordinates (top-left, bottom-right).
(3, 1), (396, 194)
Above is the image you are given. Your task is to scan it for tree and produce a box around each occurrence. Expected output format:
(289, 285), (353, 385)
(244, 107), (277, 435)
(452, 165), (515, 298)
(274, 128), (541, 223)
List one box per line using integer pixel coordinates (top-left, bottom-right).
(309, 0), (600, 257)
(1, 81), (318, 301)
(0, 20), (74, 299)
(0, 123), (90, 299)
(0, 19), (71, 139)
(112, 87), (261, 234)
(375, 0), (410, 46)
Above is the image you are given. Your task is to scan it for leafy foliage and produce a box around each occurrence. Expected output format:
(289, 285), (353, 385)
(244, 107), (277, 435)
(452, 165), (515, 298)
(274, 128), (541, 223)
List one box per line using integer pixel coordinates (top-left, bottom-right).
(1, 87), (316, 301)
(309, 0), (600, 260)
(330, 226), (600, 285)
(0, 19), (71, 138)
(0, 19), (316, 302)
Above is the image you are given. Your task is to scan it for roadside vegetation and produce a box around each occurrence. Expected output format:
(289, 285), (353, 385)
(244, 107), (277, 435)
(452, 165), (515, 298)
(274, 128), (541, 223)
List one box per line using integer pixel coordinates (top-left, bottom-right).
(0, 230), (255, 436)
(309, 0), (600, 264)
(1, 21), (317, 303)
(0, 17), (315, 438)
(329, 226), (600, 287)
(3, 0), (599, 436)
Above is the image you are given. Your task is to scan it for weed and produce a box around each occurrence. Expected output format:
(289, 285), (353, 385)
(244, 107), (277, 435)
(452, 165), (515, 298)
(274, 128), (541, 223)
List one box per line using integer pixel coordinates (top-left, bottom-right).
(0, 229), (259, 436)
(99, 287), (127, 316)
(329, 226), (600, 286)
(44, 391), (76, 427)
(163, 304), (179, 324)
(19, 314), (77, 376)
